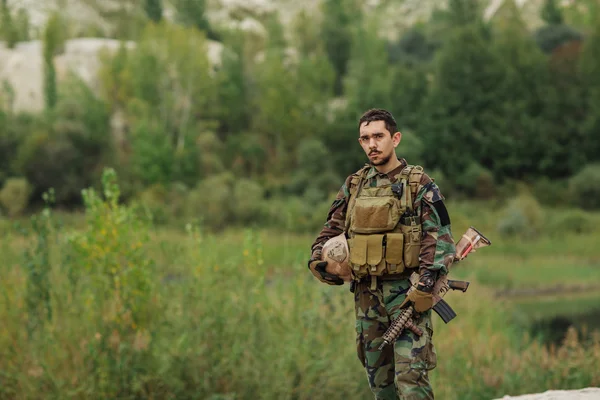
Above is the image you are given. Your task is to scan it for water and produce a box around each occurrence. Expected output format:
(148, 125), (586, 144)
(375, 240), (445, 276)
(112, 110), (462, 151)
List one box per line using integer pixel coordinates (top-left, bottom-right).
(529, 308), (600, 345)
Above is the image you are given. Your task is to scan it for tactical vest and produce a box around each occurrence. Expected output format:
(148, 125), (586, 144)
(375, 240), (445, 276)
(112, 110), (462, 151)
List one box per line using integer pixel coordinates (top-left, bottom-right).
(345, 164), (424, 279)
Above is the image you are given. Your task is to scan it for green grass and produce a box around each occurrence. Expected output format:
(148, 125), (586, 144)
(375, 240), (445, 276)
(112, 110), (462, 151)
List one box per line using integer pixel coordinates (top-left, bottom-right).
(1, 178), (600, 399)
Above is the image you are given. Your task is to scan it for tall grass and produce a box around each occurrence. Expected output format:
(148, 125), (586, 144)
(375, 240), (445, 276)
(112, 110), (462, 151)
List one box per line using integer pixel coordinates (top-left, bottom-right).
(1, 170), (599, 399)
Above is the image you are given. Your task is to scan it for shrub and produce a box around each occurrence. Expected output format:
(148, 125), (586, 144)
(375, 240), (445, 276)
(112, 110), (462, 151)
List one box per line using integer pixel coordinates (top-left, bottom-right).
(456, 162), (497, 199)
(0, 177), (31, 216)
(231, 179), (265, 224)
(497, 193), (544, 239)
(545, 209), (597, 236)
(532, 176), (570, 207)
(185, 173), (234, 230)
(568, 164), (600, 210)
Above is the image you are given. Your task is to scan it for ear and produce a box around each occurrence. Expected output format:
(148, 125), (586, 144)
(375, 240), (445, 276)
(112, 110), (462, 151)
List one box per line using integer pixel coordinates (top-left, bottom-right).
(393, 131), (402, 147)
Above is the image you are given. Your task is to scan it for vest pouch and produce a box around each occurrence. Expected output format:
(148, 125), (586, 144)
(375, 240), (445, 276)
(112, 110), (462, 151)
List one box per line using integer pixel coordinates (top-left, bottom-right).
(348, 235), (368, 278)
(366, 234), (386, 276)
(351, 196), (401, 234)
(401, 217), (421, 268)
(384, 233), (405, 274)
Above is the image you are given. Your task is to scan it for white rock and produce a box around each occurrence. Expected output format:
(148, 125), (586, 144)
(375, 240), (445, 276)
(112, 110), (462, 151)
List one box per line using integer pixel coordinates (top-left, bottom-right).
(493, 388), (600, 400)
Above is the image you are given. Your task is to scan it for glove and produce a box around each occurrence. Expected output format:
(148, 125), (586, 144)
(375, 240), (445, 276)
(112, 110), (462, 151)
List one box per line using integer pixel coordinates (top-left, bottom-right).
(400, 269), (437, 312)
(308, 257), (344, 286)
(400, 289), (433, 312)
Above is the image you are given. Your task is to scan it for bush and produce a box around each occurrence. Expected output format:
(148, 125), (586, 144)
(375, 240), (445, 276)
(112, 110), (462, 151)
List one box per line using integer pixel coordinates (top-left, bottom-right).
(497, 193), (544, 239)
(456, 162), (497, 199)
(545, 209), (597, 236)
(532, 176), (570, 207)
(0, 177), (31, 216)
(568, 164), (600, 210)
(533, 25), (582, 54)
(263, 194), (333, 234)
(185, 173), (234, 230)
(231, 179), (265, 224)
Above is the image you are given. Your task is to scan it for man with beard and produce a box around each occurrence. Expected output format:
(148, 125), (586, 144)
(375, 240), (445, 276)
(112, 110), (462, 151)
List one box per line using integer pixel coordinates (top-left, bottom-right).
(308, 109), (456, 400)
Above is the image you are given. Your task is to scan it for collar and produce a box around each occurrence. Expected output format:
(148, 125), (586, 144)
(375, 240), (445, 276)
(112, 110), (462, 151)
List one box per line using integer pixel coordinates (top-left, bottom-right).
(365, 158), (408, 181)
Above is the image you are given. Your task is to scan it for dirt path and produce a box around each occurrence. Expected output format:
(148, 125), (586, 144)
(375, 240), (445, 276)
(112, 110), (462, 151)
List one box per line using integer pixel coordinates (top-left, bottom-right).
(494, 388), (600, 399)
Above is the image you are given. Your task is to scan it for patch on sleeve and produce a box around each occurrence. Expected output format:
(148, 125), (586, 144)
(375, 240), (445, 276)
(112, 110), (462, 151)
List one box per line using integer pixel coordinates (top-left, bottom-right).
(423, 182), (443, 203)
(433, 200), (451, 226)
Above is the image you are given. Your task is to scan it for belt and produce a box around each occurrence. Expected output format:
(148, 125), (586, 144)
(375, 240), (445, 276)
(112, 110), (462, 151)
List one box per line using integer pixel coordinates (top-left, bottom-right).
(354, 271), (413, 282)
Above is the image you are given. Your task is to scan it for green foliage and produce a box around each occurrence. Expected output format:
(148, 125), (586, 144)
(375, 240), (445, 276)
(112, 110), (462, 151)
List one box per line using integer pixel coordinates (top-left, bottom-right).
(568, 164), (600, 210)
(99, 22), (217, 186)
(16, 77), (111, 204)
(321, 0), (359, 94)
(23, 194), (54, 337)
(287, 138), (340, 202)
(186, 173), (234, 229)
(580, 16), (600, 160)
(541, 0), (564, 25)
(42, 12), (68, 110)
(0, 177), (31, 216)
(545, 208), (597, 236)
(173, 0), (214, 38)
(420, 22), (505, 181)
(497, 193), (544, 239)
(0, 0), (16, 47)
(2, 190), (600, 398)
(447, 0), (483, 26)
(533, 24), (582, 53)
(532, 176), (570, 207)
(231, 178), (265, 224)
(215, 34), (249, 137)
(388, 25), (440, 66)
(67, 168), (155, 329)
(456, 162), (497, 199)
(144, 0), (162, 22)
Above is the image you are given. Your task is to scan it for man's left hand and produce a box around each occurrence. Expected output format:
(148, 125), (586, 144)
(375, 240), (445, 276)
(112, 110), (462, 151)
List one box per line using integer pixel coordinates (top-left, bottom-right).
(400, 289), (433, 312)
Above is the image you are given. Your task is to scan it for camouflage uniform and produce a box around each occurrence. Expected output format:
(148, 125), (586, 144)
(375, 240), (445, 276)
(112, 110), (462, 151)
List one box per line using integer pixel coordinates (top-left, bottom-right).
(310, 159), (456, 400)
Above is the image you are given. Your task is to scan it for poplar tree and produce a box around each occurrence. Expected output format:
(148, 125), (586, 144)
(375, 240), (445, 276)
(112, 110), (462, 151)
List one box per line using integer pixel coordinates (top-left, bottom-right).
(144, 0), (162, 22)
(321, 0), (360, 95)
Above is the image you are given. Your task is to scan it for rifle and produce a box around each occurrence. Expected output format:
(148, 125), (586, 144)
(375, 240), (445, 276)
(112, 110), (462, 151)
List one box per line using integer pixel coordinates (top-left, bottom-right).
(378, 226), (491, 350)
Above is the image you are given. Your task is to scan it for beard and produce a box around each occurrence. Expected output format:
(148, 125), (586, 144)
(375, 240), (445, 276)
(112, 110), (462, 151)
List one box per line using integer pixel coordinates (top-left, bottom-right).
(369, 152), (392, 166)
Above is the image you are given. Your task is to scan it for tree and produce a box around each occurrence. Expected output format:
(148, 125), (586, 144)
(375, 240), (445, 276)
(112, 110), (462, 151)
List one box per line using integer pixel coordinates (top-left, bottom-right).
(174, 0), (217, 40)
(579, 11), (600, 162)
(42, 13), (64, 110)
(491, 1), (551, 179)
(144, 0), (162, 22)
(325, 17), (395, 175)
(419, 21), (507, 182)
(0, 0), (17, 47)
(215, 32), (249, 138)
(98, 23), (217, 186)
(541, 0), (563, 25)
(321, 0), (361, 95)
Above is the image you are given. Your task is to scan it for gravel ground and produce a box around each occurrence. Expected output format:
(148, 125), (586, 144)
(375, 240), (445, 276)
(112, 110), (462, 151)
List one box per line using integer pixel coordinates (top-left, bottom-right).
(494, 388), (600, 400)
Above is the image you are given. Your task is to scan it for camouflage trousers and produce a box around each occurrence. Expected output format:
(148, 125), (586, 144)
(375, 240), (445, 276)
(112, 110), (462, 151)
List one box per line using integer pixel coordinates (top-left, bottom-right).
(355, 278), (437, 400)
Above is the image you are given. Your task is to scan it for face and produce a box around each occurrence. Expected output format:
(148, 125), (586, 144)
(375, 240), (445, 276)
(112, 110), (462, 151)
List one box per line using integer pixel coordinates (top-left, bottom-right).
(358, 120), (401, 167)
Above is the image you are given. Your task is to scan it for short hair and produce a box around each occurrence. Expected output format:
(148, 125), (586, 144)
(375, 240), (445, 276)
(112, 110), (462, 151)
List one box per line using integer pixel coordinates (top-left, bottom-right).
(358, 109), (398, 136)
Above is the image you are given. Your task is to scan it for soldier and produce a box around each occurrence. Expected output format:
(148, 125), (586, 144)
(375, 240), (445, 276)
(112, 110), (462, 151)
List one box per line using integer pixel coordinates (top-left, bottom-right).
(308, 109), (456, 400)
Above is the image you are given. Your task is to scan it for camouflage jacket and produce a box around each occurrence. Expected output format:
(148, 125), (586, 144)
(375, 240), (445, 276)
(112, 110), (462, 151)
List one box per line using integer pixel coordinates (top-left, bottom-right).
(310, 158), (456, 276)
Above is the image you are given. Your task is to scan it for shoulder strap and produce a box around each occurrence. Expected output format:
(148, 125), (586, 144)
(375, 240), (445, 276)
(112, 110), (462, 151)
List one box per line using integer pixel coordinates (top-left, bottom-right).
(396, 164), (424, 210)
(345, 165), (370, 231)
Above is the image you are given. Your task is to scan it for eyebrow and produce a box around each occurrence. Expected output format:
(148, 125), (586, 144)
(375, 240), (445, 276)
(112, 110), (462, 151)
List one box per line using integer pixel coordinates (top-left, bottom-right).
(359, 132), (385, 138)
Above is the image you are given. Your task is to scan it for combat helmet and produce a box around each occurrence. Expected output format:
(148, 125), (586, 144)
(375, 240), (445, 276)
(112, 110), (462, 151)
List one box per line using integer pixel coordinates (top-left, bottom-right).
(321, 233), (353, 282)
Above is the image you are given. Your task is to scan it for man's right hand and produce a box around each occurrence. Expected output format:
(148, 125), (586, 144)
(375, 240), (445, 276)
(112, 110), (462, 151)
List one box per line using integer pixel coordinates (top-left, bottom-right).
(308, 258), (344, 286)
